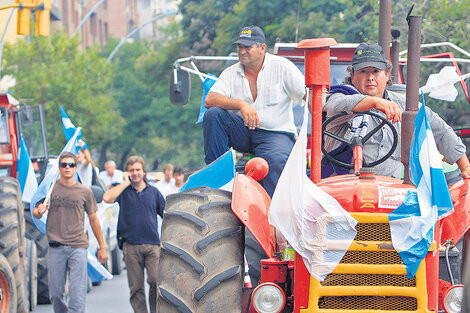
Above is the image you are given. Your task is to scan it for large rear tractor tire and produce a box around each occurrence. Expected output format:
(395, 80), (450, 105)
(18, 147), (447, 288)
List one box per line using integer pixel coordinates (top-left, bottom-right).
(25, 211), (50, 304)
(157, 187), (244, 313)
(24, 238), (37, 311)
(0, 177), (27, 313)
(245, 229), (267, 287)
(0, 254), (16, 313)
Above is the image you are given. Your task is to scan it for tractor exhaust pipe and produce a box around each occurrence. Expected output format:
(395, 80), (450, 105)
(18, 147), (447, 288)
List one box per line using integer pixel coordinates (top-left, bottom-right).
(401, 7), (422, 184)
(391, 30), (401, 83)
(378, 0), (392, 60)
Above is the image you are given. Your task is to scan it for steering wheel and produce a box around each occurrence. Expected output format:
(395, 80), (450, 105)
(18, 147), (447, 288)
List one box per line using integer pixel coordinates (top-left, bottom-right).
(321, 111), (398, 169)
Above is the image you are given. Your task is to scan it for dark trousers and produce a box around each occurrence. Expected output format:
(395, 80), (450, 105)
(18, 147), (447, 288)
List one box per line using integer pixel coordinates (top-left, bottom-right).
(203, 107), (295, 197)
(123, 243), (160, 313)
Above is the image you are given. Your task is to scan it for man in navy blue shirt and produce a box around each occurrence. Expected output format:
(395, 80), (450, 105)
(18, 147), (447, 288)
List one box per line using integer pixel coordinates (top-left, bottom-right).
(103, 156), (165, 313)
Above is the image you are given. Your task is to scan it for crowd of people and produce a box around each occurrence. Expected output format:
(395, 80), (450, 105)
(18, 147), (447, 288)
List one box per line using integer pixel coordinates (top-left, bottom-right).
(75, 147), (187, 197)
(34, 138), (186, 313)
(30, 22), (470, 313)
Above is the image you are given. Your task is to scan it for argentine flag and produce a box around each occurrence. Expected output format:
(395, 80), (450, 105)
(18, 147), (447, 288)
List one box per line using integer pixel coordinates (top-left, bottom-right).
(30, 128), (113, 282)
(180, 149), (236, 192)
(388, 98), (453, 278)
(18, 135), (38, 203)
(60, 106), (87, 152)
(196, 74), (217, 124)
(30, 127), (84, 232)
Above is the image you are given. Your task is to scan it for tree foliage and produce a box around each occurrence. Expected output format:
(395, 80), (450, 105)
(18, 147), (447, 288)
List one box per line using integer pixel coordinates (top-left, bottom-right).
(3, 0), (470, 172)
(101, 34), (205, 170)
(3, 32), (122, 156)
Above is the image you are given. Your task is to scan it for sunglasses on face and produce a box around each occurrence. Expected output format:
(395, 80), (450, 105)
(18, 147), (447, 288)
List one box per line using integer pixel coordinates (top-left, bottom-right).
(59, 162), (76, 168)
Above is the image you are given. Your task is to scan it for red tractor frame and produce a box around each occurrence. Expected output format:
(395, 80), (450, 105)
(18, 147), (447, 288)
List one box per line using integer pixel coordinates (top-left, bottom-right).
(0, 93), (50, 312)
(157, 7), (469, 313)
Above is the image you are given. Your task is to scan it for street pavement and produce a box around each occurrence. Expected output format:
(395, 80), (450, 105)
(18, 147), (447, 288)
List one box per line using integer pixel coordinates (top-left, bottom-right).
(33, 269), (134, 313)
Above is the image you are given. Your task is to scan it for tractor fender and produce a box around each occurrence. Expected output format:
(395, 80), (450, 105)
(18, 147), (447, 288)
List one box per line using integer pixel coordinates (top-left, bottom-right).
(441, 179), (470, 244)
(231, 173), (275, 258)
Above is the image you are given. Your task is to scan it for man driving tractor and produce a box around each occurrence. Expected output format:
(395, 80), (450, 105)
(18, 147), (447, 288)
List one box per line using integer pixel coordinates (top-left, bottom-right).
(323, 42), (470, 179)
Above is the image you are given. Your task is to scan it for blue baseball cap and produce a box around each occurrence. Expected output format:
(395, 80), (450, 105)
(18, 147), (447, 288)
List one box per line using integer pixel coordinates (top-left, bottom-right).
(233, 25), (266, 46)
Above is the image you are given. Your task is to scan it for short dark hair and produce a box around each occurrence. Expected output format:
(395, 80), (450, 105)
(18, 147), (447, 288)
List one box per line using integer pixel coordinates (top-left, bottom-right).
(125, 156), (146, 172)
(59, 152), (78, 164)
(174, 167), (184, 175)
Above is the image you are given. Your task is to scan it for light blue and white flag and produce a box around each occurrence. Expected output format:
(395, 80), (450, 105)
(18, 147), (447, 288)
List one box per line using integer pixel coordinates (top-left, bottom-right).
(17, 135), (38, 203)
(30, 127), (83, 232)
(180, 149), (236, 192)
(196, 74), (217, 124)
(60, 106), (87, 152)
(29, 128), (113, 283)
(388, 97), (453, 278)
(87, 249), (113, 283)
(269, 104), (358, 281)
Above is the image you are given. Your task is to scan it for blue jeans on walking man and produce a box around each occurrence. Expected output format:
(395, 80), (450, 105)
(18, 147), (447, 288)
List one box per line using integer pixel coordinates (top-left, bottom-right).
(203, 107), (295, 197)
(48, 245), (88, 313)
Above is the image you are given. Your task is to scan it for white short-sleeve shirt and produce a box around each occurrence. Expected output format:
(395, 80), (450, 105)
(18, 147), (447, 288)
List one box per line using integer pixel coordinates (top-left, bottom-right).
(155, 178), (178, 199)
(210, 53), (305, 135)
(98, 169), (124, 186)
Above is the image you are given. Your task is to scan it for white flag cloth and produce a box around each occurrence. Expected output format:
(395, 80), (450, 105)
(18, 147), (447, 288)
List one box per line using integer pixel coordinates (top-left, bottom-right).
(268, 104), (357, 281)
(419, 66), (460, 102)
(18, 135), (38, 203)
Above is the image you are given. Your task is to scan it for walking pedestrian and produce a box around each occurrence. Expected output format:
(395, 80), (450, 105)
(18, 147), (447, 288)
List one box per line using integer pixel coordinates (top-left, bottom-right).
(103, 155), (165, 313)
(33, 152), (107, 313)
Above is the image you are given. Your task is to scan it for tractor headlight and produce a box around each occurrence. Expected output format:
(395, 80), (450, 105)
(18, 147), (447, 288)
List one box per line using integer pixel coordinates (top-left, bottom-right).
(252, 283), (285, 313)
(443, 285), (464, 313)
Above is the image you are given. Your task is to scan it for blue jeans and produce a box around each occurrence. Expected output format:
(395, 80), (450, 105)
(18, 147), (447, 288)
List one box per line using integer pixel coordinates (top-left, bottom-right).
(48, 245), (88, 313)
(203, 107), (295, 197)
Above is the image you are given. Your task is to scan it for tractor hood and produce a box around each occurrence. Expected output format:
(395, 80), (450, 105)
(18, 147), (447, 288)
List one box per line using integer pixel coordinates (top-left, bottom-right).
(318, 173), (414, 213)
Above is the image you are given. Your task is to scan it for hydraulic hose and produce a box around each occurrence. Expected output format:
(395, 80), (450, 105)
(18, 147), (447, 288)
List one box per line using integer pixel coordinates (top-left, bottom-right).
(445, 242), (455, 285)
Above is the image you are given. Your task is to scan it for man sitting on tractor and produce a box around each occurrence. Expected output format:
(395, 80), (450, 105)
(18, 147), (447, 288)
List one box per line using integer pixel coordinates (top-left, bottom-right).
(323, 42), (470, 178)
(203, 25), (306, 197)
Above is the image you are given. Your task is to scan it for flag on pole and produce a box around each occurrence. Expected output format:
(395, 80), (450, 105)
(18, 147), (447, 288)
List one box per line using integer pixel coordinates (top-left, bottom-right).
(268, 104), (357, 281)
(29, 128), (113, 282)
(180, 149), (236, 192)
(60, 106), (87, 152)
(17, 135), (38, 203)
(30, 127), (83, 232)
(388, 97), (453, 278)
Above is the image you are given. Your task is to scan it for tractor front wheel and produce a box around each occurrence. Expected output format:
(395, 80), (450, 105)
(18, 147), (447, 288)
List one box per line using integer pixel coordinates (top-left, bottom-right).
(157, 187), (244, 313)
(0, 177), (27, 313)
(25, 212), (50, 304)
(0, 254), (16, 313)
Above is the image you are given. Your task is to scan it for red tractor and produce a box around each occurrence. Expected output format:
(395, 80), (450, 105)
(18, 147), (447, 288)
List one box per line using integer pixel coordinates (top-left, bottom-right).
(157, 6), (469, 313)
(0, 93), (50, 312)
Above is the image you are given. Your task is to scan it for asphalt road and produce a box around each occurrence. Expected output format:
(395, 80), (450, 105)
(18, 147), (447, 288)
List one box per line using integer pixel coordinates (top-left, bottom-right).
(33, 269), (134, 313)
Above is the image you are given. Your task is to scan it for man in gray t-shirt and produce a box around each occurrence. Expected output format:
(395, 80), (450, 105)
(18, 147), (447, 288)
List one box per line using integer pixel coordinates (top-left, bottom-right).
(33, 152), (107, 313)
(323, 43), (470, 179)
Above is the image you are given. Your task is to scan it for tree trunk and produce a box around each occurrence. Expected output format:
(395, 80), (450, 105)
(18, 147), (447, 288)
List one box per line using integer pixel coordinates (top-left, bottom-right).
(119, 148), (132, 170)
(99, 141), (111, 169)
